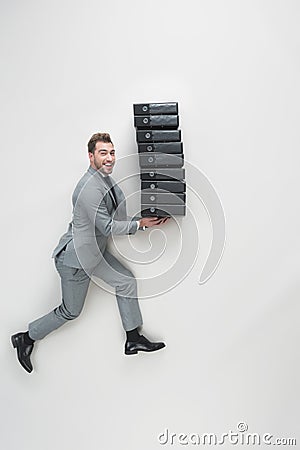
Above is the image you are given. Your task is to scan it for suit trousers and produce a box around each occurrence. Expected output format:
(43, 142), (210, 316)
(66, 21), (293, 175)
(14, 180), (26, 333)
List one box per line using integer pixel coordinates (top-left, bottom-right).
(28, 250), (143, 340)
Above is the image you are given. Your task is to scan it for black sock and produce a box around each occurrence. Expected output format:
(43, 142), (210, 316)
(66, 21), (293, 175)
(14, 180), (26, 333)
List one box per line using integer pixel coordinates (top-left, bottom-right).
(24, 331), (35, 345)
(126, 328), (141, 342)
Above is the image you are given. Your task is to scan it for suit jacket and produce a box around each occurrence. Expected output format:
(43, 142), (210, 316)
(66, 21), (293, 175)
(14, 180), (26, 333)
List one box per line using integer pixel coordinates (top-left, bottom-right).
(52, 166), (138, 270)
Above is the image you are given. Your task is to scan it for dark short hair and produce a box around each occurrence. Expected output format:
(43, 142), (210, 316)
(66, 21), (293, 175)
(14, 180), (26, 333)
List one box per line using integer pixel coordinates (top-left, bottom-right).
(87, 133), (113, 154)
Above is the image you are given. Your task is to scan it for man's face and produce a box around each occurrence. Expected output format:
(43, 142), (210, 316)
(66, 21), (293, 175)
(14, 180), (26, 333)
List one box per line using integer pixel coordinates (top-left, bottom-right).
(89, 141), (116, 175)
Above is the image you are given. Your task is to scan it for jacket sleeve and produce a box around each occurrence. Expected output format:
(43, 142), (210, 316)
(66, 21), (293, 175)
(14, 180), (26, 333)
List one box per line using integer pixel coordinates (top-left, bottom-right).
(81, 186), (138, 237)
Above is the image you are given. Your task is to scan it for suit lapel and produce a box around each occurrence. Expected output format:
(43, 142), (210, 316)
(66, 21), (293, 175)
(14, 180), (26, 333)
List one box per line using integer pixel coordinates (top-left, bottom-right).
(103, 176), (118, 210)
(88, 166), (119, 211)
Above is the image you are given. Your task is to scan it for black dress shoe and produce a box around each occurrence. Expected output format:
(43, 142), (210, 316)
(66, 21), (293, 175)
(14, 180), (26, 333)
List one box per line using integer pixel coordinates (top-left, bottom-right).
(11, 332), (34, 373)
(125, 335), (165, 355)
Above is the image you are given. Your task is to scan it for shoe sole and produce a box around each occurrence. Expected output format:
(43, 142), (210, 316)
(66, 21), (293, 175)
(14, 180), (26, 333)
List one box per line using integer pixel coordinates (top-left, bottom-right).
(125, 344), (165, 355)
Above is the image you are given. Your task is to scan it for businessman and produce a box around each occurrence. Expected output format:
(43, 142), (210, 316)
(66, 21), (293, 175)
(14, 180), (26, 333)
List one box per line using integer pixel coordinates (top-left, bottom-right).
(11, 132), (168, 373)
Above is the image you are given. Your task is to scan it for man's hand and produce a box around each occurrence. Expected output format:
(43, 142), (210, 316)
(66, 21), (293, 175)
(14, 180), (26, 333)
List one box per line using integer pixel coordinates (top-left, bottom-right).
(139, 217), (170, 228)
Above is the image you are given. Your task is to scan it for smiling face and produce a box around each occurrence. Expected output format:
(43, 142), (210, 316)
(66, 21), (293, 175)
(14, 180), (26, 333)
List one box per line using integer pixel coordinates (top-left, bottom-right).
(88, 141), (116, 175)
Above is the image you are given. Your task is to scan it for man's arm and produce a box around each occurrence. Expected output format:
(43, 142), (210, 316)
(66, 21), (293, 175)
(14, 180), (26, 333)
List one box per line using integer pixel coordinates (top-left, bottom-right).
(93, 206), (166, 235)
(80, 185), (167, 236)
(93, 199), (138, 236)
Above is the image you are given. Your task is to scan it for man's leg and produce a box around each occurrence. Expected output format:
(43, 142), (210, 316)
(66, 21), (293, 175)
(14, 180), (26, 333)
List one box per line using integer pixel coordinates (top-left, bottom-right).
(92, 250), (143, 331)
(92, 250), (165, 354)
(11, 252), (90, 373)
(28, 254), (90, 340)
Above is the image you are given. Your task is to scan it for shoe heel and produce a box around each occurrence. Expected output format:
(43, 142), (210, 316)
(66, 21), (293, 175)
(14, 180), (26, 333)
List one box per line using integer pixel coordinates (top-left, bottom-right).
(11, 336), (18, 348)
(125, 349), (138, 355)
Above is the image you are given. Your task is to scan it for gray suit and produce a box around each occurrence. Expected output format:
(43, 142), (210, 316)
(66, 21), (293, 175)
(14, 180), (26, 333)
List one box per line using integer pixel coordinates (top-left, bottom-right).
(28, 166), (143, 340)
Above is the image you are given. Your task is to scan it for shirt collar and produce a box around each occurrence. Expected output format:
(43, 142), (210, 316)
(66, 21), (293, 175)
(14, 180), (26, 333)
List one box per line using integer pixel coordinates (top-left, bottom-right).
(88, 165), (109, 178)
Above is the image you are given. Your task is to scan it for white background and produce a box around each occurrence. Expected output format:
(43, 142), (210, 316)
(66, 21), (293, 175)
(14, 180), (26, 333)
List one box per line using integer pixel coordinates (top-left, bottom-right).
(1, 1), (299, 449)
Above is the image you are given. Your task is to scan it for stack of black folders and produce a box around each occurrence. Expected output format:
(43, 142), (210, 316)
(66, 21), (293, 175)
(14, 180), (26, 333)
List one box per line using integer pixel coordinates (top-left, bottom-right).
(133, 102), (186, 218)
